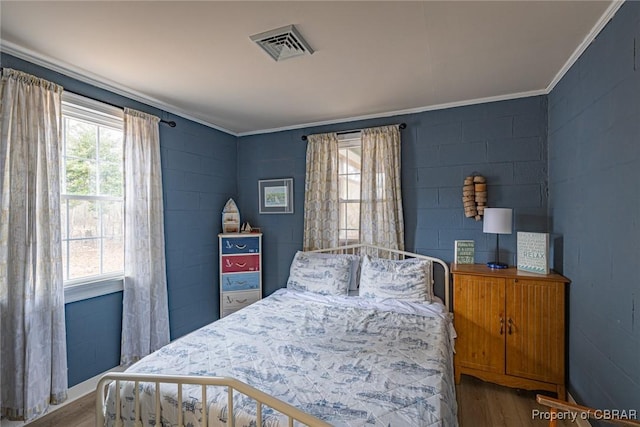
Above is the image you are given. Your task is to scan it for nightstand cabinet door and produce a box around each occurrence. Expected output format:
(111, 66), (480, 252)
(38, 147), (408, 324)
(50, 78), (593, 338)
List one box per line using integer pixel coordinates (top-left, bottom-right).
(506, 278), (565, 384)
(454, 274), (505, 374)
(451, 264), (569, 399)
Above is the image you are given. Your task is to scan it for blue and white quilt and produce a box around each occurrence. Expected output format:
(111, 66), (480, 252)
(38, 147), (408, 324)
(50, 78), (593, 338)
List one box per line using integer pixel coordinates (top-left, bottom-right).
(105, 289), (458, 426)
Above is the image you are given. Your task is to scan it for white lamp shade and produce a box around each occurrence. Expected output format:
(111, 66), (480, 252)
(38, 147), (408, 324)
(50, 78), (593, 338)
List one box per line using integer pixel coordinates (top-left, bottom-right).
(483, 208), (513, 234)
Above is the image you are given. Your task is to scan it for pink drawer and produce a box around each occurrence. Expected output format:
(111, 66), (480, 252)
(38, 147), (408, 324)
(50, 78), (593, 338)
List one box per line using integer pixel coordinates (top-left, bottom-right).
(221, 254), (260, 273)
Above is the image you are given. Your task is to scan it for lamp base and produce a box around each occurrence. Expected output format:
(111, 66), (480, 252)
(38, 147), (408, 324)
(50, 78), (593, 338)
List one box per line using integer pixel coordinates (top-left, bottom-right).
(487, 261), (509, 269)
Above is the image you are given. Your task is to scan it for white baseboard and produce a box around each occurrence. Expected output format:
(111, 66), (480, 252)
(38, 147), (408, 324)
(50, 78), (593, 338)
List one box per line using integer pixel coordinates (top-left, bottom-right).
(3, 365), (125, 427)
(568, 392), (593, 427)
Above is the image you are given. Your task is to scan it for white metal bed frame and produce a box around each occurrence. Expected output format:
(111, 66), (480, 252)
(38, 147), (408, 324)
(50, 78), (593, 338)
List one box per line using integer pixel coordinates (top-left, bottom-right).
(96, 373), (332, 427)
(96, 244), (451, 427)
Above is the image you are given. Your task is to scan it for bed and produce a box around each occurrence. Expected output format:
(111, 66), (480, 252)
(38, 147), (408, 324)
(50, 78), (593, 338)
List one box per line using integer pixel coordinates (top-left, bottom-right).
(97, 244), (458, 426)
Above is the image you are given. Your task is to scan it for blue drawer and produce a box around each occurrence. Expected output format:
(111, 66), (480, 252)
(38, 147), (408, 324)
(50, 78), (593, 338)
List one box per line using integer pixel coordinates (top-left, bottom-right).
(221, 236), (260, 254)
(221, 272), (261, 291)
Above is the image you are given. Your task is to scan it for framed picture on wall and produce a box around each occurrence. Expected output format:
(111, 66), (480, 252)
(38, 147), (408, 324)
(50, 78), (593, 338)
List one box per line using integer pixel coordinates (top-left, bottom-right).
(258, 178), (294, 214)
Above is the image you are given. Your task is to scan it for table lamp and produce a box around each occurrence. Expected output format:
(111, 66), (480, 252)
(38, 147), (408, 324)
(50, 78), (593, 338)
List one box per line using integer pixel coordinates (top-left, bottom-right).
(483, 208), (512, 269)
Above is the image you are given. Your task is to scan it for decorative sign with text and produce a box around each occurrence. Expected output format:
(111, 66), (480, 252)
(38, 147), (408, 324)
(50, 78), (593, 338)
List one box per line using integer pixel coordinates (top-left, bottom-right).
(517, 232), (549, 274)
(454, 240), (475, 264)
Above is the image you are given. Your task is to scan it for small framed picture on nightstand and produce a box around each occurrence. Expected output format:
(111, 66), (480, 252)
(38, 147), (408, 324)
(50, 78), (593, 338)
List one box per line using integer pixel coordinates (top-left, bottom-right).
(517, 232), (549, 274)
(454, 240), (475, 264)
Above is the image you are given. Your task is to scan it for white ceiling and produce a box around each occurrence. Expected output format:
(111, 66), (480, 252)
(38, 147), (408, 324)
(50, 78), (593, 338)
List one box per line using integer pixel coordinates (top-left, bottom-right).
(0, 1), (617, 136)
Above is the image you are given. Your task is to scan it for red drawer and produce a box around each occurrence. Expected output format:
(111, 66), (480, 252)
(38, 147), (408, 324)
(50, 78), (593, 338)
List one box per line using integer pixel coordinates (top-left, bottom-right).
(221, 254), (260, 273)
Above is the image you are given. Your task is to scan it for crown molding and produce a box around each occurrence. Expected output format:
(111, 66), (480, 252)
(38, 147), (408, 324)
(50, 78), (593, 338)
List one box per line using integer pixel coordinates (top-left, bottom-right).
(245, 0), (624, 137)
(546, 0), (625, 93)
(0, 40), (237, 136)
(1, 0), (624, 139)
(237, 89), (548, 137)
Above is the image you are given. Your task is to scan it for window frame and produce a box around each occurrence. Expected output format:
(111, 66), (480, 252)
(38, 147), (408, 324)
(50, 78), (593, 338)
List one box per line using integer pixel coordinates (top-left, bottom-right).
(338, 132), (362, 246)
(61, 92), (125, 303)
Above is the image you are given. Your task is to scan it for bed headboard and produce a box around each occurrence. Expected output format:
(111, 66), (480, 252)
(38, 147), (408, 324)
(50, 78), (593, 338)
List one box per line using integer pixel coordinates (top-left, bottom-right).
(308, 244), (451, 311)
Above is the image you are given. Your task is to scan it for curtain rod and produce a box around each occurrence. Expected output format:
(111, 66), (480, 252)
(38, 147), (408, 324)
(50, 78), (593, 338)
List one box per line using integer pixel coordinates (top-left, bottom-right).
(66, 90), (177, 127)
(301, 122), (406, 141)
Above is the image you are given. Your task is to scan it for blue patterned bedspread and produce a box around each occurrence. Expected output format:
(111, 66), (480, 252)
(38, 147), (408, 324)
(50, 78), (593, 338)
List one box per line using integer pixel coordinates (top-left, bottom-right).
(105, 289), (458, 426)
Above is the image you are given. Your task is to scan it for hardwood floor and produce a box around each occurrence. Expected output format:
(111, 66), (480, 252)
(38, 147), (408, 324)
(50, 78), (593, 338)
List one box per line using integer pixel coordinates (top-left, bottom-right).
(25, 392), (94, 427)
(23, 376), (571, 426)
(456, 375), (573, 427)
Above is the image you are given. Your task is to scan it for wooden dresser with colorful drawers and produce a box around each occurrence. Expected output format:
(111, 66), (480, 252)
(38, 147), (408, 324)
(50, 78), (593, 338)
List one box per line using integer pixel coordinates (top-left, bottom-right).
(218, 233), (262, 317)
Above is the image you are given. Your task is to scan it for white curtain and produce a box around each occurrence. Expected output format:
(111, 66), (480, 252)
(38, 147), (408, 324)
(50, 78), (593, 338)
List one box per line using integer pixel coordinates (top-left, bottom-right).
(303, 132), (340, 250)
(0, 68), (67, 421)
(121, 108), (170, 366)
(360, 125), (405, 250)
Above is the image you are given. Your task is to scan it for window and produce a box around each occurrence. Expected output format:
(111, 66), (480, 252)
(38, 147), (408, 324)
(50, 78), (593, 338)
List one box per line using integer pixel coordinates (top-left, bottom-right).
(338, 133), (361, 245)
(61, 93), (124, 285)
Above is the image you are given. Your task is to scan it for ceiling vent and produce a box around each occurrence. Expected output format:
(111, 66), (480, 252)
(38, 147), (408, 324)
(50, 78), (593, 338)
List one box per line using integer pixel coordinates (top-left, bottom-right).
(250, 25), (314, 61)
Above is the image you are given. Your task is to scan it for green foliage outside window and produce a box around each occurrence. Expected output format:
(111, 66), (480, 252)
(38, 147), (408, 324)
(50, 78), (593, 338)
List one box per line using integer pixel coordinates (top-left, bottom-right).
(61, 104), (125, 282)
(64, 118), (122, 197)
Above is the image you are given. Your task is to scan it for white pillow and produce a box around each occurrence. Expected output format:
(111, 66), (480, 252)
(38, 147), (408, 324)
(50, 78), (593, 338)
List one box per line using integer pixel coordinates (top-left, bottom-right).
(359, 255), (433, 302)
(304, 252), (361, 290)
(286, 251), (352, 296)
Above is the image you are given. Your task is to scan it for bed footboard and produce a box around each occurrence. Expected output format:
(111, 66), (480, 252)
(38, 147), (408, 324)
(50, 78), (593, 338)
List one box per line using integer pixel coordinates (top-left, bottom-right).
(96, 372), (331, 427)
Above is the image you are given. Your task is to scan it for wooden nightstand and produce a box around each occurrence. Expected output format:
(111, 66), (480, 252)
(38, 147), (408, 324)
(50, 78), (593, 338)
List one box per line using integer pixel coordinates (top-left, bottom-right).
(451, 264), (569, 399)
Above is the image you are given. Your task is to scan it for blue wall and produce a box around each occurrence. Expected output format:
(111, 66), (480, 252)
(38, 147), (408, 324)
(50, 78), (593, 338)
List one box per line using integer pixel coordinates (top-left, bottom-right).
(161, 108), (237, 339)
(8, 3), (638, 411)
(548, 1), (640, 414)
(237, 96), (549, 297)
(1, 53), (237, 386)
(64, 293), (123, 386)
